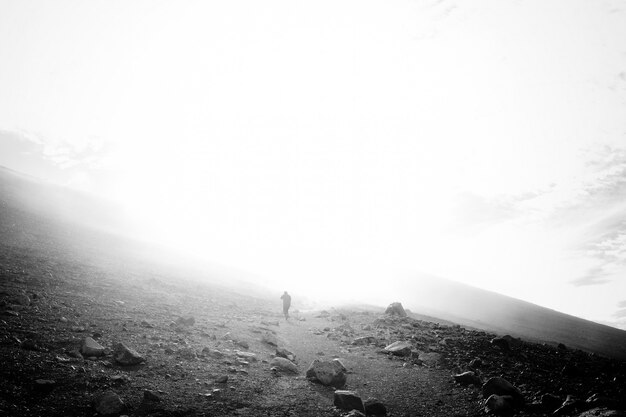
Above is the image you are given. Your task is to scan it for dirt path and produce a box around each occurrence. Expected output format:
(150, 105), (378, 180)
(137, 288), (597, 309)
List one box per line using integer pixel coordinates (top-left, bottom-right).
(249, 313), (479, 417)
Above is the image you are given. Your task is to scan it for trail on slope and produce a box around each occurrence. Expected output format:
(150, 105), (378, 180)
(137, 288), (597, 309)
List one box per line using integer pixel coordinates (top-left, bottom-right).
(248, 313), (478, 417)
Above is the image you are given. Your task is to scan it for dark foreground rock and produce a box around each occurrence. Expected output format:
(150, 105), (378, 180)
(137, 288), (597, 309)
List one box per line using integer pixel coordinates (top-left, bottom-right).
(93, 390), (124, 415)
(334, 390), (365, 413)
(113, 343), (144, 365)
(384, 302), (407, 317)
(482, 377), (524, 407)
(81, 337), (105, 357)
(306, 359), (347, 388)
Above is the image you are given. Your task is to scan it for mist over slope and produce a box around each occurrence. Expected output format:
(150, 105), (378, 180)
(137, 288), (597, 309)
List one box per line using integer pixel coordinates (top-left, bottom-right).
(2, 165), (626, 359)
(0, 165), (273, 299)
(401, 274), (626, 359)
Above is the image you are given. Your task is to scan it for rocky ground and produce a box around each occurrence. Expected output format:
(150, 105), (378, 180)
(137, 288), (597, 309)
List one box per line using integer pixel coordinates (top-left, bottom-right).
(1, 243), (626, 417)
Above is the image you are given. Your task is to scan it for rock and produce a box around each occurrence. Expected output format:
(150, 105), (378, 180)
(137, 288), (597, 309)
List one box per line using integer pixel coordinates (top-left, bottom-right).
(93, 390), (124, 415)
(81, 337), (105, 357)
(333, 358), (347, 372)
(34, 379), (56, 393)
(275, 347), (295, 362)
(454, 371), (482, 387)
(385, 302), (407, 317)
(136, 389), (163, 415)
(235, 350), (258, 362)
(344, 411), (366, 417)
(140, 320), (154, 328)
(68, 349), (83, 359)
(176, 316), (195, 326)
(586, 393), (620, 409)
(353, 336), (377, 346)
(270, 357), (298, 374)
(553, 395), (583, 416)
(577, 408), (626, 417)
(482, 377), (524, 407)
(418, 351), (442, 365)
(143, 390), (161, 402)
(561, 361), (583, 377)
(469, 358), (483, 369)
(484, 394), (515, 416)
(20, 339), (38, 351)
(333, 390), (365, 413)
(202, 348), (224, 359)
(234, 339), (249, 349)
(13, 294), (31, 306)
(306, 359), (347, 388)
(541, 393), (562, 411)
(261, 332), (278, 346)
(110, 375), (129, 384)
(177, 347), (197, 360)
(215, 375), (228, 383)
(383, 341), (412, 356)
(113, 343), (144, 365)
(490, 337), (511, 351)
(364, 398), (387, 416)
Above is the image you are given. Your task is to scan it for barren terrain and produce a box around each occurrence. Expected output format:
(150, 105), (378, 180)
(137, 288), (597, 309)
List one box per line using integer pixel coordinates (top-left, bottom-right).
(1, 166), (626, 416)
(1, 238), (626, 416)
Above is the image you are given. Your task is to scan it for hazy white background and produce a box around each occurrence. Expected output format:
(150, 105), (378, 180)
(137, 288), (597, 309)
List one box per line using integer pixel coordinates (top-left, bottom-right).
(1, 0), (626, 328)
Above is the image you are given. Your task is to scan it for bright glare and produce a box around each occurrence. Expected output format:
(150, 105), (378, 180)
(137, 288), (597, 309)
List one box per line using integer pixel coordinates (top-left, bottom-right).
(1, 0), (626, 327)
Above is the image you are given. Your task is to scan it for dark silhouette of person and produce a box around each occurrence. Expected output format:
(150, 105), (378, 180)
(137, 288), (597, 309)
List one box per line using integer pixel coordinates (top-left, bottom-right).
(280, 291), (291, 320)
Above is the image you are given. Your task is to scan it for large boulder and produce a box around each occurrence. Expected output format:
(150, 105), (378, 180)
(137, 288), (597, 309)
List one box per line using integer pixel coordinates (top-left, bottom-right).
(81, 337), (105, 357)
(364, 398), (387, 416)
(484, 394), (515, 416)
(483, 377), (524, 407)
(113, 343), (145, 365)
(491, 336), (511, 351)
(306, 359), (347, 388)
(334, 390), (365, 413)
(383, 341), (412, 356)
(385, 302), (407, 317)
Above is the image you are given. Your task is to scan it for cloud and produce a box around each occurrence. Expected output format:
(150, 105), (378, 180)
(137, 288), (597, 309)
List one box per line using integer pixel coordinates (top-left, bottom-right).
(582, 146), (626, 200)
(570, 265), (612, 287)
(614, 309), (626, 318)
(0, 128), (111, 193)
(574, 148), (626, 267)
(618, 300), (626, 309)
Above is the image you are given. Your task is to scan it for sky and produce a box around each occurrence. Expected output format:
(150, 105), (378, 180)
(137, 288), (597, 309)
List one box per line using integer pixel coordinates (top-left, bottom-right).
(1, 0), (626, 329)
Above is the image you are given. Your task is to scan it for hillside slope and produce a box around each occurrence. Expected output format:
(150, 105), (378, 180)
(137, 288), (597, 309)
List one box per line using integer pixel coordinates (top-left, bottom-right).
(404, 275), (626, 359)
(2, 165), (626, 360)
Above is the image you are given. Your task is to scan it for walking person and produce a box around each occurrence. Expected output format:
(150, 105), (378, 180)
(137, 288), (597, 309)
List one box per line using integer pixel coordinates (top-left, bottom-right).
(280, 291), (291, 320)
